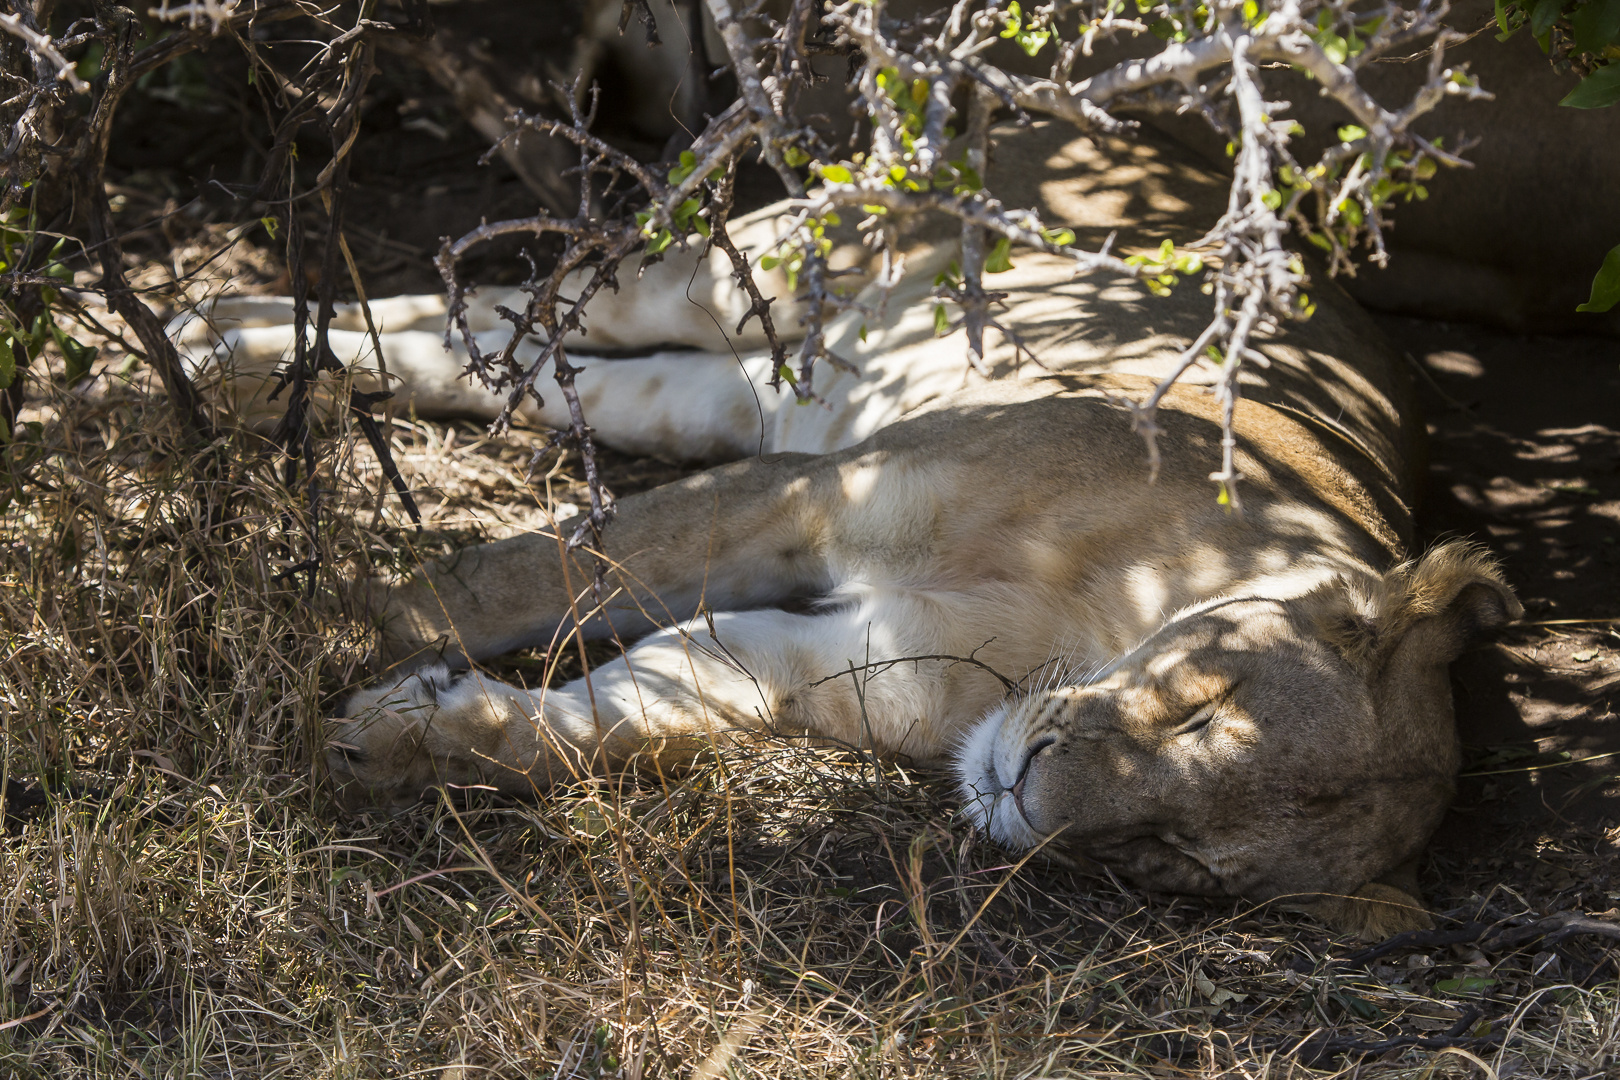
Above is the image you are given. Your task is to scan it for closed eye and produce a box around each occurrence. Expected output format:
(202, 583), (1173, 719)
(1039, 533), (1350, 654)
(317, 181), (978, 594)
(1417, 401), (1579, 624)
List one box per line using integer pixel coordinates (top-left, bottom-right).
(1169, 700), (1220, 737)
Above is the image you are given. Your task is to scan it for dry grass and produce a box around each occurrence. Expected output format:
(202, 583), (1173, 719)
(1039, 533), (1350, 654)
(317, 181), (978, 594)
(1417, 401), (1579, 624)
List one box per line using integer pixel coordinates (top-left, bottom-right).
(1, 348), (1617, 1079)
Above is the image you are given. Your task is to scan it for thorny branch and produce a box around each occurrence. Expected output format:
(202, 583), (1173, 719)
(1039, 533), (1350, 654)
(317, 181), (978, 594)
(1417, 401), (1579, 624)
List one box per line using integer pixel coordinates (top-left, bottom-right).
(1, 0), (427, 581)
(0, 9), (88, 94)
(439, 0), (1491, 510)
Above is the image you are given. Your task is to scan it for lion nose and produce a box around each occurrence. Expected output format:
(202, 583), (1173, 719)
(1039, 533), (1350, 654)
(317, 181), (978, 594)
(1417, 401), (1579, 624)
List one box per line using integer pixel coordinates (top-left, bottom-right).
(1011, 735), (1056, 812)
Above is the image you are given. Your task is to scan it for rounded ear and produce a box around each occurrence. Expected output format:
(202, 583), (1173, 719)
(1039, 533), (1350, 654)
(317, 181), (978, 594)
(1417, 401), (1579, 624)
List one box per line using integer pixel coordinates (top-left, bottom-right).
(1371, 542), (1523, 666)
(1305, 541), (1521, 670)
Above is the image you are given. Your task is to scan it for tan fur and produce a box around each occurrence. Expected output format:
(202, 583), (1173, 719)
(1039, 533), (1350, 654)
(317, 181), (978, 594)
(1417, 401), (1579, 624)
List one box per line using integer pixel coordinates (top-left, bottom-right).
(177, 123), (1519, 938)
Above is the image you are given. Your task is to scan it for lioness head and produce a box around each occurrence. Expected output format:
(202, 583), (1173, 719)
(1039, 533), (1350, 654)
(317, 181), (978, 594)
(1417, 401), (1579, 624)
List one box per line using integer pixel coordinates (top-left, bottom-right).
(956, 541), (1518, 930)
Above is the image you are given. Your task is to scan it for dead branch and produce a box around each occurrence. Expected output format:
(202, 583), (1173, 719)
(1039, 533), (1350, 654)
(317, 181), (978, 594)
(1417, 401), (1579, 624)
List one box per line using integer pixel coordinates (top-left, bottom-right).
(0, 9), (88, 93)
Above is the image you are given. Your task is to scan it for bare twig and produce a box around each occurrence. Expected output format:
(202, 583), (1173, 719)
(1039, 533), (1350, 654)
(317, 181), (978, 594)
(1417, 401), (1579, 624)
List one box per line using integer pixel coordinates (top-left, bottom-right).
(0, 10), (88, 93)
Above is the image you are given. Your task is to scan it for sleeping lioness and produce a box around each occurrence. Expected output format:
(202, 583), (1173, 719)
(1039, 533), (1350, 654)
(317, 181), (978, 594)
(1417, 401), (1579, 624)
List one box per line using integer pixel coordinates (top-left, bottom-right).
(174, 122), (1519, 939)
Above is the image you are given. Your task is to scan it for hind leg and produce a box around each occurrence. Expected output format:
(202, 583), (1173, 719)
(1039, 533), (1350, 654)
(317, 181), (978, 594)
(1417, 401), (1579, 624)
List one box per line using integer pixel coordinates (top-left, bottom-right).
(170, 203), (824, 355)
(185, 323), (794, 461)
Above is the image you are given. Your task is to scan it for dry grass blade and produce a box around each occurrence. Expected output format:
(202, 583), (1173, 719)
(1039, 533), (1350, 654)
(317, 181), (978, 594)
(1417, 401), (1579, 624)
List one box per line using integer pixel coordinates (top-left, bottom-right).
(2, 372), (1616, 1077)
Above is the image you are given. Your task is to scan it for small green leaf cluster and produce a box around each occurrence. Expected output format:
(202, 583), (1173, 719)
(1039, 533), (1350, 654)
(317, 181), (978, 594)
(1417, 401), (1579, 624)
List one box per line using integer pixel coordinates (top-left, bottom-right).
(634, 151), (724, 255)
(875, 67), (944, 161)
(824, 68), (985, 196)
(1281, 138), (1438, 260)
(1308, 8), (1387, 63)
(759, 213), (840, 293)
(1494, 2), (1620, 308)
(999, 2), (1052, 57)
(1, 210), (97, 441)
(1495, 0), (1620, 107)
(1124, 239), (1205, 297)
(1139, 1), (1219, 44)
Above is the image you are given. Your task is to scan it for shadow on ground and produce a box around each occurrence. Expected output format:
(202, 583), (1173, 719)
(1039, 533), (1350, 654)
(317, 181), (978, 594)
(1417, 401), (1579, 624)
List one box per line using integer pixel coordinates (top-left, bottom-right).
(1378, 314), (1620, 914)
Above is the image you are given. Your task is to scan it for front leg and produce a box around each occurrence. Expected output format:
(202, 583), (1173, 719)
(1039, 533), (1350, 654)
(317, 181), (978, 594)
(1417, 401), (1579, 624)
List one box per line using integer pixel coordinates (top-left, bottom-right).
(333, 603), (975, 807)
(373, 452), (836, 669)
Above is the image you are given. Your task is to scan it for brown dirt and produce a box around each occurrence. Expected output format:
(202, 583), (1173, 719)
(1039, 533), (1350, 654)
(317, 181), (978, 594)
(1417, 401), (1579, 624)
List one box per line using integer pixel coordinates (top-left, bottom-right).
(1382, 315), (1620, 921)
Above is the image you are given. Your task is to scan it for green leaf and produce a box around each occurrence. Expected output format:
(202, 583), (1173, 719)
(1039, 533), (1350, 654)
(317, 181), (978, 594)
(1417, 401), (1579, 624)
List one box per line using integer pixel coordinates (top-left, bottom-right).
(1494, 0), (1518, 39)
(1530, 0), (1562, 38)
(1319, 30), (1348, 64)
(819, 164), (853, 184)
(1572, 0), (1620, 53)
(985, 237), (1014, 274)
(1000, 0), (1023, 37)
(666, 149), (699, 186)
(644, 229), (674, 256)
(777, 364), (798, 387)
(0, 336), (14, 390)
(1577, 242), (1620, 312)
(933, 303), (950, 336)
(1016, 29), (1050, 56)
(44, 238), (72, 284)
(51, 325), (97, 385)
(1560, 63), (1620, 108)
(1337, 124), (1368, 142)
